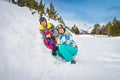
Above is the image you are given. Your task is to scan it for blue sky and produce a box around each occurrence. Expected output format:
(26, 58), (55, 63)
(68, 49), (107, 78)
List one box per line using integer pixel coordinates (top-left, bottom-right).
(38, 0), (120, 23)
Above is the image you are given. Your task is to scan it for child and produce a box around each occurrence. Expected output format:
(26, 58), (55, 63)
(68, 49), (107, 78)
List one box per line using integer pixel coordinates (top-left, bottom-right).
(38, 17), (55, 38)
(44, 30), (56, 50)
(53, 24), (78, 64)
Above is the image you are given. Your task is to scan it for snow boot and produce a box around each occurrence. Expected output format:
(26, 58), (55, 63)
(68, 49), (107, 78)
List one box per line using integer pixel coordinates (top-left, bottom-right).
(52, 46), (58, 56)
(71, 60), (76, 64)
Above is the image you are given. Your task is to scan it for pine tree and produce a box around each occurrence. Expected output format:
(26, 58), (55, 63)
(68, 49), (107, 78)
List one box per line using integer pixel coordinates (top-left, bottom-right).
(101, 25), (107, 35)
(29, 0), (34, 9)
(34, 1), (38, 10)
(71, 25), (80, 34)
(57, 16), (65, 25)
(112, 17), (120, 36)
(113, 17), (117, 24)
(27, 0), (36, 9)
(106, 22), (112, 37)
(12, 0), (17, 4)
(118, 21), (120, 36)
(24, 0), (29, 7)
(38, 0), (45, 17)
(17, 0), (25, 7)
(46, 3), (58, 20)
(91, 28), (95, 34)
(91, 23), (100, 35)
(91, 17), (120, 36)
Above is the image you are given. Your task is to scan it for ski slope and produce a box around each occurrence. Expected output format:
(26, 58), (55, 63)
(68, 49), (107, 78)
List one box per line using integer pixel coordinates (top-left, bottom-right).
(0, 1), (120, 80)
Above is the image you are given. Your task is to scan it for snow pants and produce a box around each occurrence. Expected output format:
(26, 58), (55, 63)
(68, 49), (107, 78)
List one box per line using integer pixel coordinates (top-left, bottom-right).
(56, 44), (78, 62)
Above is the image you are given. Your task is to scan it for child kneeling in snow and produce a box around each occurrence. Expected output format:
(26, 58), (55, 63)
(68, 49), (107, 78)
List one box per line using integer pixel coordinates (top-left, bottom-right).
(52, 24), (78, 64)
(44, 30), (56, 49)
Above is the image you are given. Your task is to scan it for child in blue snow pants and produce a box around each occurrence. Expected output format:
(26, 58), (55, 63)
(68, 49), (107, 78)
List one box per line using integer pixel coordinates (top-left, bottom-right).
(52, 24), (78, 64)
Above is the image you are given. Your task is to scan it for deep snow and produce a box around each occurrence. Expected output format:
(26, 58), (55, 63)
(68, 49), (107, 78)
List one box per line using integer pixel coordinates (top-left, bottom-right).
(0, 1), (120, 80)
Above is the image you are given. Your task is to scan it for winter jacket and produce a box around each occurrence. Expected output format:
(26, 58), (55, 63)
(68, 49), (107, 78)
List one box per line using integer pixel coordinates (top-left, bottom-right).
(38, 23), (55, 38)
(44, 38), (56, 49)
(57, 31), (77, 48)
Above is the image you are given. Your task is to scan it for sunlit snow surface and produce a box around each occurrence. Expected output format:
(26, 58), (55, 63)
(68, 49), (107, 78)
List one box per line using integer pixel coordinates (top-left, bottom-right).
(0, 1), (120, 80)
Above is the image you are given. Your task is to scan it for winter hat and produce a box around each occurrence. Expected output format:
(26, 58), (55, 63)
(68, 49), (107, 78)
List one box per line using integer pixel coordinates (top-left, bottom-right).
(56, 24), (64, 30)
(44, 30), (51, 35)
(39, 17), (47, 24)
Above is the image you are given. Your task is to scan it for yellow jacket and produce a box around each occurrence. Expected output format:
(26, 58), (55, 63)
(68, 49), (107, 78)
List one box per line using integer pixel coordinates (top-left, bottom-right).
(38, 23), (52, 31)
(38, 23), (59, 42)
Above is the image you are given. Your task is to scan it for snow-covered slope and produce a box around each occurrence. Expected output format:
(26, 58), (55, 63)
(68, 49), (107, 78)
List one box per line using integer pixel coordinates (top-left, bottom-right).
(0, 1), (120, 80)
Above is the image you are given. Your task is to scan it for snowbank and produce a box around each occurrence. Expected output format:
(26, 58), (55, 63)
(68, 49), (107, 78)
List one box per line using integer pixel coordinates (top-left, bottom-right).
(0, 1), (120, 80)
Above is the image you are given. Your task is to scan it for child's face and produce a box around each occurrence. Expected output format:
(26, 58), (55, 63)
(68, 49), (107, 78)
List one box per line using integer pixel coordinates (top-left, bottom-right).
(46, 34), (51, 38)
(58, 28), (65, 34)
(41, 20), (47, 27)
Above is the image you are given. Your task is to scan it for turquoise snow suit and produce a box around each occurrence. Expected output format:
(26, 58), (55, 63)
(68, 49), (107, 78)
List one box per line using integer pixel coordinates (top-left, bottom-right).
(56, 31), (78, 62)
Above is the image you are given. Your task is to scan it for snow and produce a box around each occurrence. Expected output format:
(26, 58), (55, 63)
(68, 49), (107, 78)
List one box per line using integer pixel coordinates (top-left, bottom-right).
(0, 1), (120, 80)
